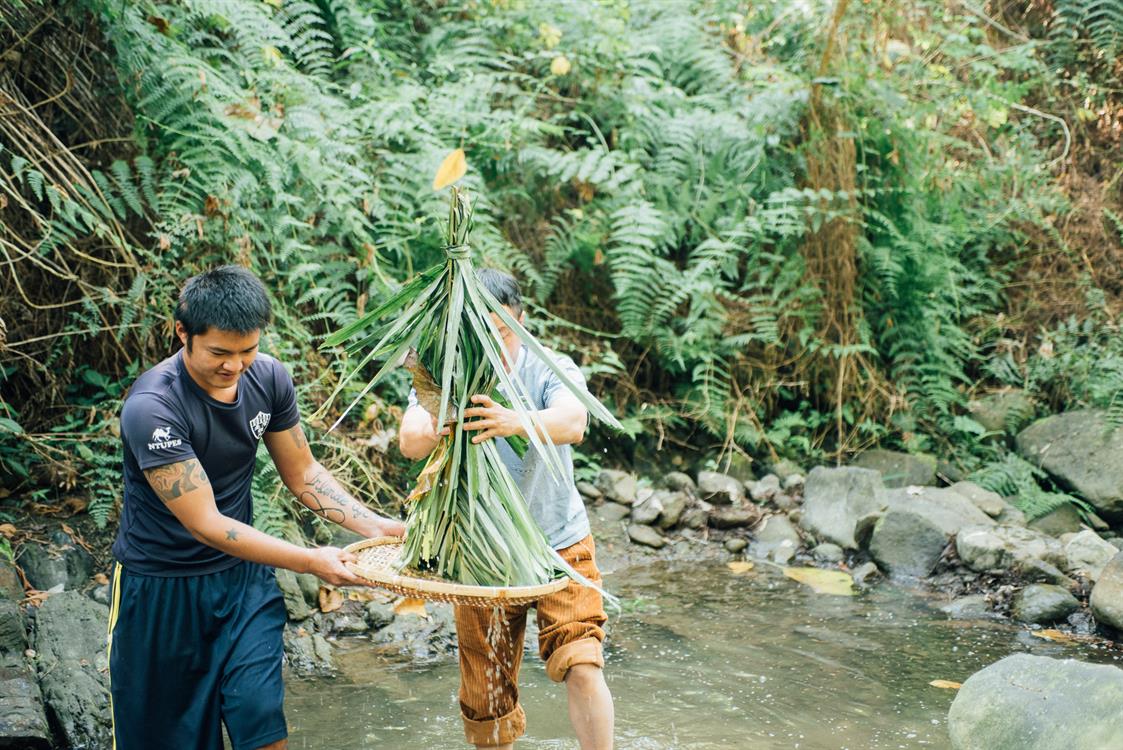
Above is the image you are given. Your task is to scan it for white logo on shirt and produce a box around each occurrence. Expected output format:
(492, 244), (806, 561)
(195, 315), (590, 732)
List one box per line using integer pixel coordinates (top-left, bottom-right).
(249, 411), (271, 439)
(148, 426), (183, 451)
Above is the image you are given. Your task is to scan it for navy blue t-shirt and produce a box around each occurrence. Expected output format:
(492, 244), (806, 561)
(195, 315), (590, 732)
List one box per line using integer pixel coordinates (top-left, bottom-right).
(112, 350), (301, 576)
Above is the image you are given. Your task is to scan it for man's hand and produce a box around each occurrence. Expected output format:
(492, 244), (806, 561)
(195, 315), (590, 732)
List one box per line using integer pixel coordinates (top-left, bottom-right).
(303, 546), (367, 587)
(372, 516), (407, 538)
(462, 394), (524, 444)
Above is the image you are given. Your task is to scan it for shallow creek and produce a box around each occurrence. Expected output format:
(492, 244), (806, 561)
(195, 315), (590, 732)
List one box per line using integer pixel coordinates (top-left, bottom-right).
(285, 560), (1120, 749)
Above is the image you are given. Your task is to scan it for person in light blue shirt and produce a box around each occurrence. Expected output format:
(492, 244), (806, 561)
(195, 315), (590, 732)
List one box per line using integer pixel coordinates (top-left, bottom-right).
(399, 269), (614, 750)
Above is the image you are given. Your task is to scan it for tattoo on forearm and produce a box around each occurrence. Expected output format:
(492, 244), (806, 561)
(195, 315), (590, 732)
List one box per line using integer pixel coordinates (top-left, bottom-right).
(299, 467), (373, 524)
(226, 529), (238, 541)
(145, 459), (209, 503)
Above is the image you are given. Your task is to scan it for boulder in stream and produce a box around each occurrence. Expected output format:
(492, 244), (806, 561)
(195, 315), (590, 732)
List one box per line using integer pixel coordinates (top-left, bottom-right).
(1090, 551), (1123, 631)
(868, 486), (993, 578)
(948, 653), (1123, 750)
(1011, 584), (1079, 625)
(799, 466), (886, 550)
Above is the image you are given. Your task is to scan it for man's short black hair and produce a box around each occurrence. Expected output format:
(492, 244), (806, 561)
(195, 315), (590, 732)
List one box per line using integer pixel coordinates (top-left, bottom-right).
(174, 265), (272, 342)
(477, 268), (523, 317)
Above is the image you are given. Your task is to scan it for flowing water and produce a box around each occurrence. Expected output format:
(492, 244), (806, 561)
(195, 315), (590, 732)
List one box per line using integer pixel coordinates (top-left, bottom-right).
(284, 560), (1121, 749)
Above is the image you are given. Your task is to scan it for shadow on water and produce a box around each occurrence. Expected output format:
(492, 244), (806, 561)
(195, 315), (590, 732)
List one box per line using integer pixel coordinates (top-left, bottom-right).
(285, 560), (1122, 749)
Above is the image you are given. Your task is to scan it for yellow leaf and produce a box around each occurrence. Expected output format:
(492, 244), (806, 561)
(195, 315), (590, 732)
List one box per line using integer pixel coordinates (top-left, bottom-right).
(929, 680), (962, 690)
(318, 586), (343, 613)
(432, 148), (468, 191)
(727, 561), (754, 575)
(783, 567), (856, 596)
(0, 523), (17, 538)
(394, 597), (428, 617)
(1032, 629), (1075, 643)
(550, 55), (572, 76)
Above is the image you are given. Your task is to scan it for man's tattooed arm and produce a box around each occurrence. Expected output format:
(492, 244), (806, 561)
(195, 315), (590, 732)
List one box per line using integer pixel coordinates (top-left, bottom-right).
(298, 466), (375, 525)
(144, 459), (210, 503)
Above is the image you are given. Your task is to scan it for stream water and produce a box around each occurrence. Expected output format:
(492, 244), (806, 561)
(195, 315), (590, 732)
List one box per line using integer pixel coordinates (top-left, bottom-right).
(284, 560), (1121, 749)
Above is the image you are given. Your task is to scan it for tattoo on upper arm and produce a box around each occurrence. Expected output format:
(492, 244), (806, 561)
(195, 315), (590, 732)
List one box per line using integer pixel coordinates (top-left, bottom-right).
(144, 459), (209, 503)
(289, 425), (308, 451)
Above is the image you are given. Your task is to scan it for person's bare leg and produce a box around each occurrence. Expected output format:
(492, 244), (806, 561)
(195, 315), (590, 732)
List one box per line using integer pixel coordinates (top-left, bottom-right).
(258, 740), (287, 750)
(565, 664), (614, 750)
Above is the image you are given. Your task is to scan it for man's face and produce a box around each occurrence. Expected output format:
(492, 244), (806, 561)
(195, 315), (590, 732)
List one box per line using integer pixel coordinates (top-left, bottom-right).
(489, 306), (525, 370)
(176, 322), (260, 391)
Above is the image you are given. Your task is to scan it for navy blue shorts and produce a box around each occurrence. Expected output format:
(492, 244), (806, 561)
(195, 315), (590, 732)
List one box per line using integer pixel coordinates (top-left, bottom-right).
(107, 560), (288, 750)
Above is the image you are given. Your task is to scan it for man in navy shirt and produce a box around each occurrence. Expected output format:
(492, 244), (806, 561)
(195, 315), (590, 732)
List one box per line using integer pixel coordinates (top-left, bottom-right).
(108, 265), (404, 750)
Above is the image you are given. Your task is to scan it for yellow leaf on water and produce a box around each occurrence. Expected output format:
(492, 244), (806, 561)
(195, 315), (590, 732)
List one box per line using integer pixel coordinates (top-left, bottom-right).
(783, 567), (856, 596)
(433, 148), (467, 191)
(394, 597), (428, 617)
(1033, 628), (1087, 646)
(929, 680), (962, 690)
(727, 561), (754, 575)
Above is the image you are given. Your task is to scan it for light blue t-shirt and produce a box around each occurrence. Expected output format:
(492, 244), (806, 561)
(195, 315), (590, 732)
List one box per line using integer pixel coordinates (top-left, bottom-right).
(407, 345), (591, 550)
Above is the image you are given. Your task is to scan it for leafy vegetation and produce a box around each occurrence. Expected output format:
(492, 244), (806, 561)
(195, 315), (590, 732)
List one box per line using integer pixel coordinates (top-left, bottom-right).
(2, 0), (1122, 529)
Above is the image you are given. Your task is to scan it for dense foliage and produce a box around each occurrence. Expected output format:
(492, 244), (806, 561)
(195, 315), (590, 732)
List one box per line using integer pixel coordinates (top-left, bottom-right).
(2, 0), (1122, 531)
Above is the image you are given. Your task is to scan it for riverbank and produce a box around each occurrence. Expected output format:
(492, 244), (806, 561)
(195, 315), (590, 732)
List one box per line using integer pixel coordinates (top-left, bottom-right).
(5, 413), (1123, 747)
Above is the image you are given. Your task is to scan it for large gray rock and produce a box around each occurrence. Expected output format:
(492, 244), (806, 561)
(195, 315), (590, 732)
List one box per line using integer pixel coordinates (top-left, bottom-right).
(949, 481), (1026, 526)
(948, 654), (1123, 750)
(595, 469), (638, 506)
(31, 592), (112, 749)
(1016, 410), (1123, 521)
(869, 487), (995, 577)
(799, 467), (887, 549)
(1063, 530), (1117, 580)
(1090, 552), (1123, 631)
(956, 525), (1065, 573)
(1012, 584), (1079, 624)
(967, 390), (1034, 434)
(0, 601), (49, 749)
(276, 568), (312, 621)
(851, 449), (937, 487)
(17, 532), (93, 592)
(696, 472), (744, 506)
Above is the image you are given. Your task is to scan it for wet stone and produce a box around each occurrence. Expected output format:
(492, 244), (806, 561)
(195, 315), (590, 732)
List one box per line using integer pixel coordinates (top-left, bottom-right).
(1012, 584), (1079, 625)
(576, 481), (601, 501)
(939, 594), (994, 620)
(627, 524), (666, 549)
(595, 502), (632, 524)
(812, 543), (844, 563)
(657, 492), (688, 530)
(662, 471), (696, 494)
(696, 471), (744, 506)
(724, 538), (748, 554)
(679, 508), (708, 530)
(17, 532), (93, 592)
(708, 505), (761, 530)
(596, 469), (638, 506)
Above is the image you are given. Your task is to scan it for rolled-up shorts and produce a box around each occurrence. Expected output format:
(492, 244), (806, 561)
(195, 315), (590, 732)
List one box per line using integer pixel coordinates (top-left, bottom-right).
(454, 534), (608, 746)
(107, 560), (288, 750)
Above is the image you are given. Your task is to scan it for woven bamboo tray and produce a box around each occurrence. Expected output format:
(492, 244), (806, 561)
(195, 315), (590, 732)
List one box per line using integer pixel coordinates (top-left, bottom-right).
(343, 537), (570, 607)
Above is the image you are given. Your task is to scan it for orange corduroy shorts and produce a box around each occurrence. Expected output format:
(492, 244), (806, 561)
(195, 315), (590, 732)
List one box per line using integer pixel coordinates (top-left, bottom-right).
(453, 534), (608, 747)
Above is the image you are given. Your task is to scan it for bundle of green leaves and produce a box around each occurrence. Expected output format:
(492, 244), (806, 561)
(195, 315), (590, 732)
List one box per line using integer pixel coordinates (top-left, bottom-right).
(325, 187), (622, 586)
